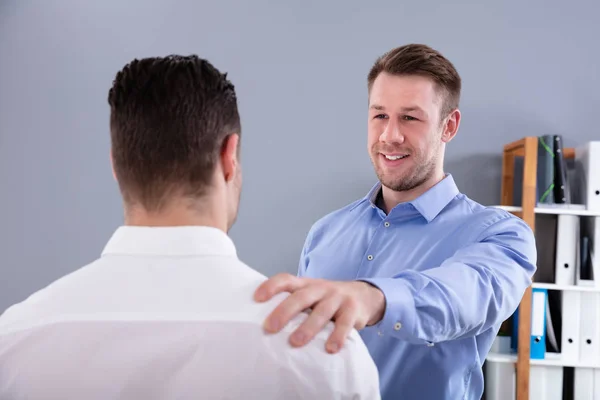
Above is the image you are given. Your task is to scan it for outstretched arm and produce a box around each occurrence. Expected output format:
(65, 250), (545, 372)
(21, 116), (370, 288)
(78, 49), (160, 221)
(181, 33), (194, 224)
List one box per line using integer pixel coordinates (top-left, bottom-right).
(359, 216), (537, 344)
(256, 214), (536, 352)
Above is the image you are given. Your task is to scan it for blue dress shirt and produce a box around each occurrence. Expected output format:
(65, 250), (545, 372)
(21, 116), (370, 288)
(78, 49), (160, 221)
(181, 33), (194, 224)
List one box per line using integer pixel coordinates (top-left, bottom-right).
(298, 174), (537, 400)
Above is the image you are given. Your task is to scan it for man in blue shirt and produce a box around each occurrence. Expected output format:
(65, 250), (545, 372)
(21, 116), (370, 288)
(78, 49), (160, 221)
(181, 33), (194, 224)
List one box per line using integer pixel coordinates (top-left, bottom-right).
(254, 43), (537, 399)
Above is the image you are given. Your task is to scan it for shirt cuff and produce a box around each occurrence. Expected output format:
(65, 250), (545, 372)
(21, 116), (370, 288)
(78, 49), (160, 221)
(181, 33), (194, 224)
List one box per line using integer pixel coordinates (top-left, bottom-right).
(359, 277), (430, 345)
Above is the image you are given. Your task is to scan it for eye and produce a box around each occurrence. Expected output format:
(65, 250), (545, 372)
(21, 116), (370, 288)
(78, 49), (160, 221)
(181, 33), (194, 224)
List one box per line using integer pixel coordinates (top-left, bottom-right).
(403, 115), (417, 121)
(373, 114), (388, 120)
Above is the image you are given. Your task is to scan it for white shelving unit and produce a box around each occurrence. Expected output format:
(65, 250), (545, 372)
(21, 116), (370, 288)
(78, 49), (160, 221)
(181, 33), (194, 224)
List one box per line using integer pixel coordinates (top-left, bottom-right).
(486, 283), (600, 369)
(486, 201), (600, 399)
(492, 204), (600, 217)
(486, 350), (600, 369)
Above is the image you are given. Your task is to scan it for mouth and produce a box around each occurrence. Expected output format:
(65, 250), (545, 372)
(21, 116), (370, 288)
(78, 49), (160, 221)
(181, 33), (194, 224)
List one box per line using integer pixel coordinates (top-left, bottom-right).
(381, 153), (409, 161)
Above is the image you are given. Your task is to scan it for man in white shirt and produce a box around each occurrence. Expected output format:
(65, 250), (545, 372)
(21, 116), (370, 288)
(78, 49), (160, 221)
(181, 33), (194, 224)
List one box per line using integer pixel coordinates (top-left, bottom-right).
(0, 55), (380, 400)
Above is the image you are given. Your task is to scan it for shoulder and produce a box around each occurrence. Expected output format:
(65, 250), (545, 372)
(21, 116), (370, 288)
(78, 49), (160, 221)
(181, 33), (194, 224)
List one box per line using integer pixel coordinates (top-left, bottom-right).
(260, 312), (380, 396)
(451, 194), (534, 238)
(0, 258), (103, 333)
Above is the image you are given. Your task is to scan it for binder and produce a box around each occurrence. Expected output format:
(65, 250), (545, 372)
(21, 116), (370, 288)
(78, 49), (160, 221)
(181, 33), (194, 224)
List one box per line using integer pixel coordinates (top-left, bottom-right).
(574, 368), (595, 400)
(531, 288), (548, 359)
(537, 135), (556, 205)
(591, 216), (600, 288)
(553, 134), (569, 204)
(575, 141), (600, 212)
(574, 366), (600, 399)
(555, 214), (579, 285)
(561, 291), (581, 364)
(529, 365), (563, 400)
(578, 291), (600, 366)
(595, 369), (600, 399)
(510, 288), (548, 359)
(578, 216), (600, 288)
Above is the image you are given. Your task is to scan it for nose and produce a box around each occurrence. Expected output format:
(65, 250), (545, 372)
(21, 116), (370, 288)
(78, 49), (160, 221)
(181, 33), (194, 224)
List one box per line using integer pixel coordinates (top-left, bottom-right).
(379, 118), (405, 144)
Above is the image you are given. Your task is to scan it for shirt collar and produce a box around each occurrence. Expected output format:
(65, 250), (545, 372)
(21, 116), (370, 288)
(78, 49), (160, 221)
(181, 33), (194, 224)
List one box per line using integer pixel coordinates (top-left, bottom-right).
(363, 174), (460, 223)
(101, 226), (237, 258)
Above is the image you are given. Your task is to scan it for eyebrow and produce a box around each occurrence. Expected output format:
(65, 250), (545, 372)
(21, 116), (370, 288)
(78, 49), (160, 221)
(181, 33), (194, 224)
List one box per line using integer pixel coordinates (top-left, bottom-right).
(369, 104), (425, 113)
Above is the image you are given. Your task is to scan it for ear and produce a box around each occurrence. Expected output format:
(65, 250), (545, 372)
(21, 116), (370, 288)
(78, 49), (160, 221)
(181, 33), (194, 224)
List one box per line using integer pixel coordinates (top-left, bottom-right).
(109, 150), (117, 181)
(220, 133), (240, 182)
(441, 109), (461, 143)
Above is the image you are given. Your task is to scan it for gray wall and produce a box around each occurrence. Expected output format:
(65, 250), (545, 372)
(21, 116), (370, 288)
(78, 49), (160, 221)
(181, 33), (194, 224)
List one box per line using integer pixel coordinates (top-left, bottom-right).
(1, 0), (598, 312)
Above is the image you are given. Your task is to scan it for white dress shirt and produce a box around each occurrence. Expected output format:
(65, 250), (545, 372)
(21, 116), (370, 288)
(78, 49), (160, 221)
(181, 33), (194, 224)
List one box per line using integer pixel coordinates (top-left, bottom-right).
(0, 226), (380, 400)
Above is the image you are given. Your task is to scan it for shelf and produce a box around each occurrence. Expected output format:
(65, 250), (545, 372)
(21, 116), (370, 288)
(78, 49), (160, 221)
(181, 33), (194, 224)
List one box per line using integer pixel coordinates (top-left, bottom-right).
(486, 351), (600, 369)
(532, 282), (600, 292)
(492, 205), (600, 217)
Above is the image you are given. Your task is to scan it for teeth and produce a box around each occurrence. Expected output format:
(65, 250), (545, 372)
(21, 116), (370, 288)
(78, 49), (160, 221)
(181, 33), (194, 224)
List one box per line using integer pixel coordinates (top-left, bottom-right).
(384, 154), (407, 160)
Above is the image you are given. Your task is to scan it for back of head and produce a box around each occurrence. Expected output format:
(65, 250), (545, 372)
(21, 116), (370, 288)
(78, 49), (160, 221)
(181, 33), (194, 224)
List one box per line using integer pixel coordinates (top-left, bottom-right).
(367, 43), (461, 118)
(108, 55), (241, 212)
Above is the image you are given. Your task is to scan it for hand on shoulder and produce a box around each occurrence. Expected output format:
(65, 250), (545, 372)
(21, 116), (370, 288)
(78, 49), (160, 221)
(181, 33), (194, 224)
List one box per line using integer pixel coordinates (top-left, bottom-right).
(254, 273), (385, 353)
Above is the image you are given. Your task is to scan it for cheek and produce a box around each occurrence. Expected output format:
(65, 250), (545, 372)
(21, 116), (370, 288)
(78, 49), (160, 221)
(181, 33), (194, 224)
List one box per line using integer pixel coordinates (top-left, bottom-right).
(367, 136), (379, 153)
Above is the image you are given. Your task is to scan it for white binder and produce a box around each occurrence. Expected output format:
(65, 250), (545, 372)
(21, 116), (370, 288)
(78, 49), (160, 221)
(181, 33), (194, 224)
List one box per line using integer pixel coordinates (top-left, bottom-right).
(592, 216), (600, 288)
(575, 141), (600, 212)
(574, 368), (595, 400)
(578, 292), (600, 365)
(555, 214), (579, 285)
(530, 365), (563, 400)
(595, 369), (600, 399)
(561, 290), (581, 364)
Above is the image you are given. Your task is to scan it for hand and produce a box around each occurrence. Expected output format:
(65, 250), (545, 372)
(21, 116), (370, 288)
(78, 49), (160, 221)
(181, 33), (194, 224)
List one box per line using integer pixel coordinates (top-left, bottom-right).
(254, 273), (386, 354)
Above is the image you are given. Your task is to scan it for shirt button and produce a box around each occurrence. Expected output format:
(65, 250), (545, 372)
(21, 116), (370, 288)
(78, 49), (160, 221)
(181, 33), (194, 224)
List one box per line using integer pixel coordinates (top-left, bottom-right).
(384, 221), (390, 227)
(394, 322), (402, 330)
(426, 342), (434, 347)
(378, 331), (383, 337)
(367, 255), (373, 261)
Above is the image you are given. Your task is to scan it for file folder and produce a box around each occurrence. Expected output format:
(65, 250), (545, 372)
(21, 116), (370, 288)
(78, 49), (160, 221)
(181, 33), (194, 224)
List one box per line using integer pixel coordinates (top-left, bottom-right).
(530, 365), (563, 400)
(561, 290), (581, 364)
(555, 214), (579, 285)
(578, 292), (600, 366)
(574, 367), (595, 400)
(531, 287), (548, 359)
(510, 287), (548, 359)
(575, 141), (600, 212)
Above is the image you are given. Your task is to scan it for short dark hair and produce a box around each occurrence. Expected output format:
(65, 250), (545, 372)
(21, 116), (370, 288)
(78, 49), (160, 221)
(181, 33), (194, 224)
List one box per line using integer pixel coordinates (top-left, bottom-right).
(108, 55), (240, 211)
(367, 44), (461, 118)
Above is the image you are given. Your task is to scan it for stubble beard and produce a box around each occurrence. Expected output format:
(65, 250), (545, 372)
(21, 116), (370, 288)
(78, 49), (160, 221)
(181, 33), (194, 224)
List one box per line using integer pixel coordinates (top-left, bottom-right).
(373, 150), (438, 193)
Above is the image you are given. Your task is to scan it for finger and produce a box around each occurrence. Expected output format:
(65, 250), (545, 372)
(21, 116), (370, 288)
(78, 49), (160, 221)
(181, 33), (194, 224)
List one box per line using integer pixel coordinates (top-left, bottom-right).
(254, 273), (306, 302)
(289, 295), (342, 348)
(325, 308), (356, 354)
(264, 285), (328, 334)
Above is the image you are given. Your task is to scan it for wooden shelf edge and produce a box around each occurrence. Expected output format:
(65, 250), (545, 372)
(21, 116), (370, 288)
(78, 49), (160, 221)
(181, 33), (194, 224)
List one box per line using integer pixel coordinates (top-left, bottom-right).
(503, 137), (528, 153)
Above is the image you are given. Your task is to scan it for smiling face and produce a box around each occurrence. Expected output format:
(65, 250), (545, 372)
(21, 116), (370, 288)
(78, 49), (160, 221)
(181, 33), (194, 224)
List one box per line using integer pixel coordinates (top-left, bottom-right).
(368, 72), (458, 195)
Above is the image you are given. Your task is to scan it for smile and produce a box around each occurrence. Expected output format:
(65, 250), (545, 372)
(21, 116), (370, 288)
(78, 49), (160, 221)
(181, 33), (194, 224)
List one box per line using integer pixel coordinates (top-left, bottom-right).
(382, 154), (409, 161)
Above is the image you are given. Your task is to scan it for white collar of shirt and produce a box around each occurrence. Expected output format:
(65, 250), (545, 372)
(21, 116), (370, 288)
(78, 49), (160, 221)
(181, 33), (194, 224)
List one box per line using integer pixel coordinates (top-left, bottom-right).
(101, 225), (237, 258)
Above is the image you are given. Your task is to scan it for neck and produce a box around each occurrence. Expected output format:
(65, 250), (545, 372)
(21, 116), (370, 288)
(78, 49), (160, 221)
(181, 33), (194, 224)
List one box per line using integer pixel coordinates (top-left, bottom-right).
(124, 196), (228, 232)
(380, 169), (446, 213)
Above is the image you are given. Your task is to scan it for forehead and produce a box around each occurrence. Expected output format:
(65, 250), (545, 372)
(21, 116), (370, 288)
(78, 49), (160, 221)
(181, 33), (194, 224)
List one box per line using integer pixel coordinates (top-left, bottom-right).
(369, 72), (441, 110)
